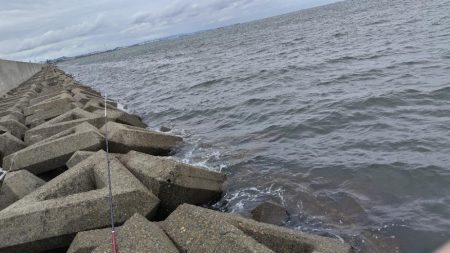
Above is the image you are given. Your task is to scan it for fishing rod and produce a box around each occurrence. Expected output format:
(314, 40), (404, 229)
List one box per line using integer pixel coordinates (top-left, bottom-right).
(104, 94), (118, 253)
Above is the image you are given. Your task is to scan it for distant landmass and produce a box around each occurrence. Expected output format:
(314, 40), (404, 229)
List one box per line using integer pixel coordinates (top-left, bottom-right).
(48, 22), (245, 64)
(47, 33), (194, 64)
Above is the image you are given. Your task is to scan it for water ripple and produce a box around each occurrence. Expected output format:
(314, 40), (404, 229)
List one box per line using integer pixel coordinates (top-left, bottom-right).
(59, 0), (450, 251)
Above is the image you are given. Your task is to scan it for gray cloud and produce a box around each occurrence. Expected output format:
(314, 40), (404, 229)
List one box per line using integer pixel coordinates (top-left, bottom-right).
(0, 0), (338, 62)
(18, 14), (105, 52)
(131, 0), (258, 27)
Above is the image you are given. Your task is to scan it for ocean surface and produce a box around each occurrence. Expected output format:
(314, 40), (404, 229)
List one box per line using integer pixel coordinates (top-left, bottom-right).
(59, 0), (450, 252)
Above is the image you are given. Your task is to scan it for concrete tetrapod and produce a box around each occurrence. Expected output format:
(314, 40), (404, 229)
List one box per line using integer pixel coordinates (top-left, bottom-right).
(162, 204), (353, 253)
(162, 204), (274, 253)
(0, 108), (24, 123)
(24, 107), (104, 145)
(0, 109), (24, 124)
(3, 122), (104, 175)
(28, 90), (68, 106)
(0, 170), (45, 210)
(72, 89), (116, 106)
(91, 108), (148, 128)
(0, 131), (26, 165)
(23, 92), (74, 116)
(82, 98), (117, 112)
(100, 121), (182, 155)
(0, 93), (32, 108)
(0, 117), (27, 139)
(226, 214), (353, 253)
(25, 101), (78, 128)
(71, 87), (102, 97)
(118, 150), (226, 216)
(80, 98), (147, 128)
(67, 150), (225, 216)
(67, 213), (179, 253)
(0, 95), (24, 105)
(0, 150), (160, 253)
(66, 150), (96, 169)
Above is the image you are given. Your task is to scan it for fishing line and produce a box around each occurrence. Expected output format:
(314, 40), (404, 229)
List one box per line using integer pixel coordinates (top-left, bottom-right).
(104, 94), (118, 253)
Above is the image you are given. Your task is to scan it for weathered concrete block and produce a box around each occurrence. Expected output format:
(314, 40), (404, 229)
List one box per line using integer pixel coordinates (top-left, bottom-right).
(226, 210), (352, 253)
(72, 93), (93, 104)
(0, 170), (45, 210)
(72, 90), (116, 106)
(0, 95), (30, 107)
(36, 86), (67, 97)
(0, 100), (13, 107)
(91, 108), (147, 128)
(29, 84), (42, 94)
(81, 98), (146, 128)
(0, 117), (27, 139)
(163, 204), (353, 253)
(71, 87), (101, 98)
(162, 204), (274, 253)
(15, 97), (30, 110)
(101, 122), (182, 155)
(28, 91), (67, 106)
(67, 213), (178, 253)
(0, 110), (24, 124)
(66, 227), (111, 253)
(22, 90), (37, 100)
(0, 107), (22, 119)
(66, 151), (96, 169)
(119, 150), (225, 215)
(0, 131), (26, 165)
(23, 92), (74, 116)
(0, 150), (159, 253)
(24, 108), (104, 145)
(82, 98), (117, 112)
(251, 201), (289, 226)
(0, 95), (22, 104)
(4, 122), (104, 175)
(25, 102), (77, 127)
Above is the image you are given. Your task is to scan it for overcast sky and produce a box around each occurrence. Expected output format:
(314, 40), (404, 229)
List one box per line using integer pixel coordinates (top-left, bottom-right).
(0, 0), (338, 62)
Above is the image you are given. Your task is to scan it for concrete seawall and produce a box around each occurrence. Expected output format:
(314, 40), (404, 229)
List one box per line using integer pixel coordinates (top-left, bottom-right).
(0, 62), (353, 253)
(0, 59), (43, 96)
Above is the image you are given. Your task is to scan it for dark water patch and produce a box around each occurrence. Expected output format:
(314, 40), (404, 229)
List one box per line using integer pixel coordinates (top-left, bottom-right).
(430, 86), (450, 100)
(332, 32), (348, 38)
(343, 96), (408, 110)
(365, 19), (389, 26)
(188, 77), (228, 90)
(325, 54), (383, 64)
(398, 60), (431, 66)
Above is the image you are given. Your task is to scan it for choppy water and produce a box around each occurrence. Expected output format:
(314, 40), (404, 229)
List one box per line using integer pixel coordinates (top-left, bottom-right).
(59, 0), (450, 252)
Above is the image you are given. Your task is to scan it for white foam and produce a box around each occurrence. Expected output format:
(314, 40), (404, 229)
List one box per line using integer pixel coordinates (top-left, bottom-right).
(117, 102), (130, 113)
(174, 135), (228, 173)
(214, 184), (286, 213)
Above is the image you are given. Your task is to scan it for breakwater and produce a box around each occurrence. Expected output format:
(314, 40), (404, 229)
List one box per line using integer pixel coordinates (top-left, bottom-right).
(0, 64), (352, 252)
(0, 59), (43, 96)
